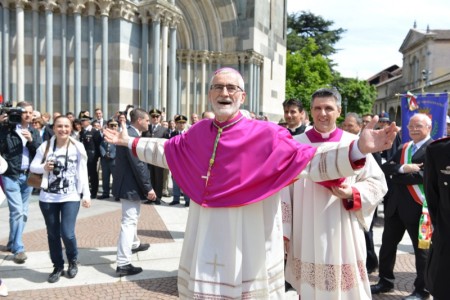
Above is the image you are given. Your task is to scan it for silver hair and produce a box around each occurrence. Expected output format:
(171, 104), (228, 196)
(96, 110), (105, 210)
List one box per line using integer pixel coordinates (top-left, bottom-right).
(346, 112), (362, 125)
(410, 113), (432, 127)
(209, 67), (245, 91)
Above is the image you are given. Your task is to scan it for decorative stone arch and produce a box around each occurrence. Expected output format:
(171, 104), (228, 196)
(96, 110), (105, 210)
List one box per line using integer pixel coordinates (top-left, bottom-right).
(176, 0), (238, 52)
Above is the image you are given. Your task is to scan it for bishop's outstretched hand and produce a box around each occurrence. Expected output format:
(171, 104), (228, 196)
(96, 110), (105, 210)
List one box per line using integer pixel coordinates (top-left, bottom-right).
(103, 120), (130, 147)
(358, 115), (400, 155)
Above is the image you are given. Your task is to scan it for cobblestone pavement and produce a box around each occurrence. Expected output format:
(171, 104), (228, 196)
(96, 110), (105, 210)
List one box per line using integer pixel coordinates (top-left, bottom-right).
(0, 198), (430, 299)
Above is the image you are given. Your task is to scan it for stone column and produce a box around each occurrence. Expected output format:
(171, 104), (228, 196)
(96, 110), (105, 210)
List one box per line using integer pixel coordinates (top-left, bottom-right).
(99, 0), (112, 118)
(16, 0), (25, 102)
(255, 63), (260, 114)
(31, 1), (39, 108)
(193, 57), (198, 113)
(177, 55), (181, 114)
(73, 1), (83, 115)
(151, 15), (161, 109)
(248, 59), (254, 113)
(2, 3), (9, 102)
(140, 13), (149, 110)
(87, 2), (95, 114)
(167, 20), (177, 120)
(60, 1), (68, 114)
(185, 52), (191, 116)
(45, 0), (56, 114)
(200, 55), (207, 112)
(160, 19), (168, 113)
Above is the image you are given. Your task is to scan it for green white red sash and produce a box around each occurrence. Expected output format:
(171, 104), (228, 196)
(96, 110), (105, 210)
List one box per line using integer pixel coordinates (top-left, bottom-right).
(400, 142), (425, 206)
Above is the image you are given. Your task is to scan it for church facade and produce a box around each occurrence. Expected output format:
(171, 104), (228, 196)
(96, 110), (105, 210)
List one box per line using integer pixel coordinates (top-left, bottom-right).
(0, 0), (287, 120)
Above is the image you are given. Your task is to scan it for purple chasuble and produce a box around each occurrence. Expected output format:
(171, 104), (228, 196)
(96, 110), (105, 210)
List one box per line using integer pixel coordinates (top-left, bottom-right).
(164, 112), (317, 207)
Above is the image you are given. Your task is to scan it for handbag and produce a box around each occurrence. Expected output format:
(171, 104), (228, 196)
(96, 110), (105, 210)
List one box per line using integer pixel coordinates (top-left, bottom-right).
(27, 141), (51, 189)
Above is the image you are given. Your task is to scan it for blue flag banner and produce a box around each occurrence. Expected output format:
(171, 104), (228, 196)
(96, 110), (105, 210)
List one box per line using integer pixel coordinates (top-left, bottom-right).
(401, 92), (449, 142)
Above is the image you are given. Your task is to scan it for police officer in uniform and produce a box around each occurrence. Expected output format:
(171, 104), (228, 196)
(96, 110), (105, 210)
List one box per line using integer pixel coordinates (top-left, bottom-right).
(79, 115), (102, 198)
(98, 119), (118, 199)
(142, 109), (168, 204)
(424, 136), (450, 300)
(168, 115), (190, 207)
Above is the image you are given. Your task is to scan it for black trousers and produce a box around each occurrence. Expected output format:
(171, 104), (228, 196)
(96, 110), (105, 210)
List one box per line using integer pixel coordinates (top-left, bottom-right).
(87, 159), (99, 197)
(378, 208), (428, 291)
(149, 165), (164, 199)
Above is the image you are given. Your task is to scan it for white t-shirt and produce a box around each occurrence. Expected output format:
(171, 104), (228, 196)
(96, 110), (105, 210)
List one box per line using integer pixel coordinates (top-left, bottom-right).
(40, 144), (80, 203)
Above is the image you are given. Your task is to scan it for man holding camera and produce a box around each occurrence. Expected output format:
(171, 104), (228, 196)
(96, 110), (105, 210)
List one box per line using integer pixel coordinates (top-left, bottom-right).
(0, 101), (42, 264)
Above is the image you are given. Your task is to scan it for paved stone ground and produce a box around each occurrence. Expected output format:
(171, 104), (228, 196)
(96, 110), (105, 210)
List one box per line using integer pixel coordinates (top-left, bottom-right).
(0, 199), (430, 299)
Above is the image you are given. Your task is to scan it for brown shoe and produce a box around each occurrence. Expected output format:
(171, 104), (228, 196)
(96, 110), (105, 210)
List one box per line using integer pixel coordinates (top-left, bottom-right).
(13, 252), (27, 264)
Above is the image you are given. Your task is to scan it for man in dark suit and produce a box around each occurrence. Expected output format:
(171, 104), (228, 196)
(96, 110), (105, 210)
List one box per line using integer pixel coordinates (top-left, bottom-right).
(424, 136), (450, 300)
(113, 108), (156, 276)
(79, 115), (102, 198)
(371, 113), (433, 300)
(142, 108), (168, 205)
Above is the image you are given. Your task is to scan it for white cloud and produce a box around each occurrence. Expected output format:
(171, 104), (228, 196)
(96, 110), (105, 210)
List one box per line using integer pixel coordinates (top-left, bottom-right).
(287, 0), (450, 79)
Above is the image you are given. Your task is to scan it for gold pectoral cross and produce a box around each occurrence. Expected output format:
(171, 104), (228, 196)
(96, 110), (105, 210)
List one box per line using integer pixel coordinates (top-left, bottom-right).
(206, 254), (224, 274)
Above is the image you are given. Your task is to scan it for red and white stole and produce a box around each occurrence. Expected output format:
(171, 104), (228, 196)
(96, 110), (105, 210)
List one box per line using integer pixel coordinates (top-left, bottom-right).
(400, 141), (425, 206)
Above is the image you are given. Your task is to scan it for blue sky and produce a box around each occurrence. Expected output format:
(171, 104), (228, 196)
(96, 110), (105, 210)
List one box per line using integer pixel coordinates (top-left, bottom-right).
(287, 0), (450, 79)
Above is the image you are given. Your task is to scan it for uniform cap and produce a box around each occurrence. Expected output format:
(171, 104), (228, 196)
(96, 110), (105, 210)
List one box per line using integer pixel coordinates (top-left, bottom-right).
(378, 112), (390, 122)
(149, 108), (162, 116)
(175, 115), (188, 123)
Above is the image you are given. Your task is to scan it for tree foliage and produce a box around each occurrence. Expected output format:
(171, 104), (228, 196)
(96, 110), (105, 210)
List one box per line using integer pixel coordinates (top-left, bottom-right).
(285, 39), (333, 112)
(286, 11), (375, 117)
(333, 77), (377, 116)
(287, 11), (346, 57)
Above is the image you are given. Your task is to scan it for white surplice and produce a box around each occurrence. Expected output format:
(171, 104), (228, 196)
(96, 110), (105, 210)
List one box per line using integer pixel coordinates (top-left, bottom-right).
(283, 131), (387, 300)
(134, 137), (367, 299)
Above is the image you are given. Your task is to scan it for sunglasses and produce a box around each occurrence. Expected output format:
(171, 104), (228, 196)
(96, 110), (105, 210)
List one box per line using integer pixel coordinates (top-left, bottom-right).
(109, 124), (118, 127)
(151, 115), (160, 118)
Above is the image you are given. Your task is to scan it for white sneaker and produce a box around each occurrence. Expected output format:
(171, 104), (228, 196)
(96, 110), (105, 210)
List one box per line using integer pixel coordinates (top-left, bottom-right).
(0, 281), (8, 297)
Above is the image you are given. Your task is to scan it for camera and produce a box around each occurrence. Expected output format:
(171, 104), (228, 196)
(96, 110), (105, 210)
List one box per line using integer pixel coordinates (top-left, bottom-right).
(0, 102), (24, 125)
(53, 161), (64, 176)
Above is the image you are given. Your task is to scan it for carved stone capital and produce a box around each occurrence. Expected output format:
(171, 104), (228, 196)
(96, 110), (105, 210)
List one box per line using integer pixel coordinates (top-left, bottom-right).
(15, 0), (28, 9)
(98, 0), (113, 16)
(43, 0), (58, 11)
(30, 0), (39, 10)
(71, 0), (85, 14)
(58, 0), (68, 14)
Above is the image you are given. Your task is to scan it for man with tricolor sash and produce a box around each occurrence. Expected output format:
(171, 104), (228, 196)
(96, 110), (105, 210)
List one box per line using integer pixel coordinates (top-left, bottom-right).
(371, 113), (433, 300)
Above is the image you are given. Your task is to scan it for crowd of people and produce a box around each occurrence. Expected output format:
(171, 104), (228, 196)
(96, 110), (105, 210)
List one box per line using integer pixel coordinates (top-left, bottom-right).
(0, 66), (448, 299)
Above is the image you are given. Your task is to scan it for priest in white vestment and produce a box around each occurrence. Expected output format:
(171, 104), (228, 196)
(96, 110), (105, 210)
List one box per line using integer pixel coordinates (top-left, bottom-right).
(283, 88), (388, 300)
(104, 69), (397, 299)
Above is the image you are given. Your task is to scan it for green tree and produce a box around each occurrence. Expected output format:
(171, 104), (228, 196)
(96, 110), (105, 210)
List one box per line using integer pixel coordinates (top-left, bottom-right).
(333, 76), (377, 116)
(287, 11), (346, 57)
(285, 39), (333, 112)
(286, 11), (375, 117)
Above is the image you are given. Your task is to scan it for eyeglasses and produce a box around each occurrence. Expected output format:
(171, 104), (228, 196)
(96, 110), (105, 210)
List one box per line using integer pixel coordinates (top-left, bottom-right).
(407, 125), (427, 130)
(210, 84), (243, 94)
